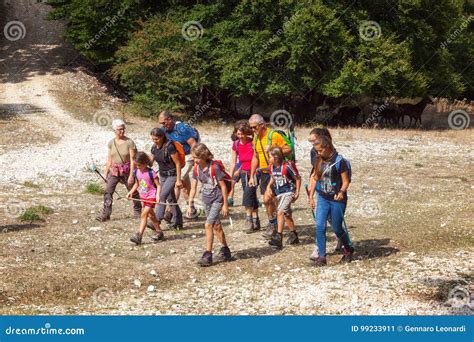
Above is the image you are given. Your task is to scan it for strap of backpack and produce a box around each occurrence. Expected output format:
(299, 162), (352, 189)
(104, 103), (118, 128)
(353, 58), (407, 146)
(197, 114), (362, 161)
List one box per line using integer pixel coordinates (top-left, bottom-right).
(257, 136), (269, 166)
(113, 139), (126, 164)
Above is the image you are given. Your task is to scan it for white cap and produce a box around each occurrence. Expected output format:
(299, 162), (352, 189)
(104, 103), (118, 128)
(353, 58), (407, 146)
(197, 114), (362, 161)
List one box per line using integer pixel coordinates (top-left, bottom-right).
(112, 119), (125, 130)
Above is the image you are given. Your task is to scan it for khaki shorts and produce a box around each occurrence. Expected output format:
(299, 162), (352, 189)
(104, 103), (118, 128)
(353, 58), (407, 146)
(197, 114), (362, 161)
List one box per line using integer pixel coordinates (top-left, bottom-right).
(181, 156), (195, 182)
(276, 192), (294, 215)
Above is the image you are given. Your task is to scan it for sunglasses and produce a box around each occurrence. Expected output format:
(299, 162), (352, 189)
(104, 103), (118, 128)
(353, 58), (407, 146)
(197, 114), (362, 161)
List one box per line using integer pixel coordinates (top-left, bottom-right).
(116, 128), (125, 131)
(250, 125), (259, 130)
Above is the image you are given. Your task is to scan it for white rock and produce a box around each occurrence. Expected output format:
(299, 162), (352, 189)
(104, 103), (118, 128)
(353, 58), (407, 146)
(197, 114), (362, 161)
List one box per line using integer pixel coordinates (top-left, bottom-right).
(134, 279), (142, 288)
(150, 270), (157, 276)
(147, 285), (156, 293)
(170, 249), (176, 254)
(89, 226), (101, 231)
(72, 219), (79, 224)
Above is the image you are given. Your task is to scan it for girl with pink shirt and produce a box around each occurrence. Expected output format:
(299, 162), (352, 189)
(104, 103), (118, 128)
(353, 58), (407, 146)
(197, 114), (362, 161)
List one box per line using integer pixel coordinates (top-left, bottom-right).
(127, 152), (164, 245)
(229, 121), (261, 233)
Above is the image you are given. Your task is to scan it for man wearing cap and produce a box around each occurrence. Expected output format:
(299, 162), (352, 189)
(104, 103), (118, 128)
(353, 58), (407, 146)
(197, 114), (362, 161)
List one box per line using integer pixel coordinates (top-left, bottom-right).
(97, 119), (141, 222)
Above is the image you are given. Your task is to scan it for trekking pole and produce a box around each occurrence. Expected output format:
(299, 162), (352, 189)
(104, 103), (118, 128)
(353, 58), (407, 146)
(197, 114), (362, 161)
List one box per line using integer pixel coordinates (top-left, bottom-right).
(89, 158), (122, 199)
(127, 198), (181, 205)
(338, 205), (353, 248)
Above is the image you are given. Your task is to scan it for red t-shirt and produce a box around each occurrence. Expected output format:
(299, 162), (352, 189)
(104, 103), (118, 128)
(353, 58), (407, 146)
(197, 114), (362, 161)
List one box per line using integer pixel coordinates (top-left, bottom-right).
(232, 140), (254, 171)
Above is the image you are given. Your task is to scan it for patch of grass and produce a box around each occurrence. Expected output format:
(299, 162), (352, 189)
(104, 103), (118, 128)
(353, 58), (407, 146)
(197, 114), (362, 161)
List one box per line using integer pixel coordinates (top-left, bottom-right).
(18, 205), (54, 222)
(23, 181), (40, 189)
(415, 162), (424, 167)
(85, 182), (104, 195)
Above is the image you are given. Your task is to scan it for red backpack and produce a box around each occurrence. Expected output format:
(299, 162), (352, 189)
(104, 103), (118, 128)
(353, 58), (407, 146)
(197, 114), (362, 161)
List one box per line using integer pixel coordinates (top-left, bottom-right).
(193, 160), (232, 192)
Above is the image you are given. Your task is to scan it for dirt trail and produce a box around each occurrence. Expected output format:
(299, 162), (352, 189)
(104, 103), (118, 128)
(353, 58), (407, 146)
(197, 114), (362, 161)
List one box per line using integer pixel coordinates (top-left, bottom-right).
(0, 0), (473, 315)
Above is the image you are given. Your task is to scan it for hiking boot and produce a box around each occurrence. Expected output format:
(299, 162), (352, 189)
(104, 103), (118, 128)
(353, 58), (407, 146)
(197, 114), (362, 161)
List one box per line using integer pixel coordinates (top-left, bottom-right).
(198, 251), (212, 267)
(217, 246), (232, 262)
(312, 256), (327, 267)
(146, 222), (155, 231)
(253, 217), (261, 230)
(184, 207), (198, 221)
(286, 231), (299, 245)
(269, 234), (283, 250)
(244, 218), (258, 234)
(130, 233), (142, 245)
(309, 246), (319, 261)
(168, 223), (183, 230)
(227, 197), (234, 207)
(262, 223), (276, 239)
(151, 230), (164, 242)
(340, 246), (355, 264)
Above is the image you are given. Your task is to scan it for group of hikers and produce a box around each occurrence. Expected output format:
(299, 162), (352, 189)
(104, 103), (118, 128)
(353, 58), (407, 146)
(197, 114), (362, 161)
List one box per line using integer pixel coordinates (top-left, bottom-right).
(96, 111), (354, 267)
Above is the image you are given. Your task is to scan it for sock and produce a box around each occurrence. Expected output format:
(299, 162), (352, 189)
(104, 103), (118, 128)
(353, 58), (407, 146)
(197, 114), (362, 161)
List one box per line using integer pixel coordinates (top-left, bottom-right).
(246, 215), (252, 221)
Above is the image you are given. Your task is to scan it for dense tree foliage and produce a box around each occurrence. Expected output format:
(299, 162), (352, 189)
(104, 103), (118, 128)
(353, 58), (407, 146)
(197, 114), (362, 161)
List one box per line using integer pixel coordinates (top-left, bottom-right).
(48, 0), (474, 114)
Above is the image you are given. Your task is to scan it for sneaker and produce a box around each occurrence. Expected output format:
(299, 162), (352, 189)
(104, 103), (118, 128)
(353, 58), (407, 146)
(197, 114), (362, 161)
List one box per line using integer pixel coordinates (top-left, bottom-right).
(217, 246), (232, 262)
(227, 197), (234, 207)
(339, 246), (355, 263)
(198, 251), (213, 267)
(309, 246), (319, 261)
(312, 256), (327, 267)
(286, 231), (299, 245)
(146, 222), (155, 231)
(130, 233), (142, 245)
(262, 223), (276, 239)
(269, 234), (283, 250)
(151, 230), (164, 242)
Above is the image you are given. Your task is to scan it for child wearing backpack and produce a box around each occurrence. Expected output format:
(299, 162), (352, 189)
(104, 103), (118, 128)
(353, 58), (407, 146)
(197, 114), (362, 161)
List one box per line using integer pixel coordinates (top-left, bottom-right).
(308, 135), (354, 266)
(188, 143), (232, 266)
(229, 121), (261, 233)
(266, 147), (301, 249)
(127, 151), (164, 245)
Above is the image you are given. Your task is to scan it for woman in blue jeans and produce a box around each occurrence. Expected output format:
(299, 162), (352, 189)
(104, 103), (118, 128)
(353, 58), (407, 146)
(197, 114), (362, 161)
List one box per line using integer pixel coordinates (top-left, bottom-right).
(308, 134), (354, 266)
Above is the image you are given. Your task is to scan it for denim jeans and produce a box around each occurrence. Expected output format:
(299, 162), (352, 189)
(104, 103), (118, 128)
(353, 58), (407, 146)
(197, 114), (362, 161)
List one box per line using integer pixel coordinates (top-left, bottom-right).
(315, 193), (351, 257)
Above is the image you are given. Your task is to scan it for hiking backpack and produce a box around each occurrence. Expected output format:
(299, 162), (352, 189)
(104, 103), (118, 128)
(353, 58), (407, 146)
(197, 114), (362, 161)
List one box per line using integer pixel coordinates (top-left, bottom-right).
(254, 129), (296, 163)
(163, 140), (186, 169)
(193, 160), (232, 193)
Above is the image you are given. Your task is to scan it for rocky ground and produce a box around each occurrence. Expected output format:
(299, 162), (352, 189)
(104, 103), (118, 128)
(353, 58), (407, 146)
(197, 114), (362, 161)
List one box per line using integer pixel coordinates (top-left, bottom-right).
(0, 0), (473, 315)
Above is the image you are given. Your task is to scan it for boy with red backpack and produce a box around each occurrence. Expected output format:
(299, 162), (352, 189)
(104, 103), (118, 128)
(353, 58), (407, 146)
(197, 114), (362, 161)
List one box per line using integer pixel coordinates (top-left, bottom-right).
(266, 147), (301, 250)
(188, 143), (232, 266)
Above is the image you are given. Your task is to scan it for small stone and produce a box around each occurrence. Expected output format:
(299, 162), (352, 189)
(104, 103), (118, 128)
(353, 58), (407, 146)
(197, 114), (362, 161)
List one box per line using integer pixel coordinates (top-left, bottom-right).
(170, 249), (176, 254)
(134, 279), (142, 288)
(192, 278), (197, 283)
(72, 220), (79, 224)
(147, 285), (156, 293)
(274, 265), (281, 271)
(150, 270), (157, 276)
(89, 226), (101, 231)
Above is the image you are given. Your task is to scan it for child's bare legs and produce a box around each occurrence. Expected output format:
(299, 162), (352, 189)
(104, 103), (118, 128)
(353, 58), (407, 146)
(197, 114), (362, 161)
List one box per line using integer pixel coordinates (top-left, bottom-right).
(204, 223), (214, 251)
(277, 211), (285, 234)
(147, 210), (162, 232)
(213, 223), (228, 247)
(284, 213), (296, 232)
(138, 207), (152, 238)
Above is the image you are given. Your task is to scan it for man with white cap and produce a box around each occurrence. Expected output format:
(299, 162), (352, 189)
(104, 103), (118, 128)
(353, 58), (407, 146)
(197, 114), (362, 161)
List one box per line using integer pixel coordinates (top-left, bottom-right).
(97, 119), (141, 221)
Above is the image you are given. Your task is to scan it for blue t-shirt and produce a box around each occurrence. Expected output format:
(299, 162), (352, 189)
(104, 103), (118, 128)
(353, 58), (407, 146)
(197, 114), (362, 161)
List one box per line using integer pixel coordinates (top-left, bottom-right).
(316, 152), (348, 202)
(162, 121), (199, 155)
(270, 161), (299, 196)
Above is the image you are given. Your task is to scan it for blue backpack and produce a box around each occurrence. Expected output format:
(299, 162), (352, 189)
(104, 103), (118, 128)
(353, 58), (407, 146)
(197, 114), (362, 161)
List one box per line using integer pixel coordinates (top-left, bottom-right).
(316, 154), (352, 194)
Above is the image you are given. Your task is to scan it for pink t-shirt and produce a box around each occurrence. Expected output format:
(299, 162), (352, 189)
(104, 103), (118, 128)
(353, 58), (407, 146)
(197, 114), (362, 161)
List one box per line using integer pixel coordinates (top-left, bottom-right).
(232, 140), (253, 171)
(135, 168), (158, 199)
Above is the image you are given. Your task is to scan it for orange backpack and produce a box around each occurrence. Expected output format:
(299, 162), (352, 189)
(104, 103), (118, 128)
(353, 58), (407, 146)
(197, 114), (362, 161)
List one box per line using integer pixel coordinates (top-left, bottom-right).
(164, 140), (186, 169)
